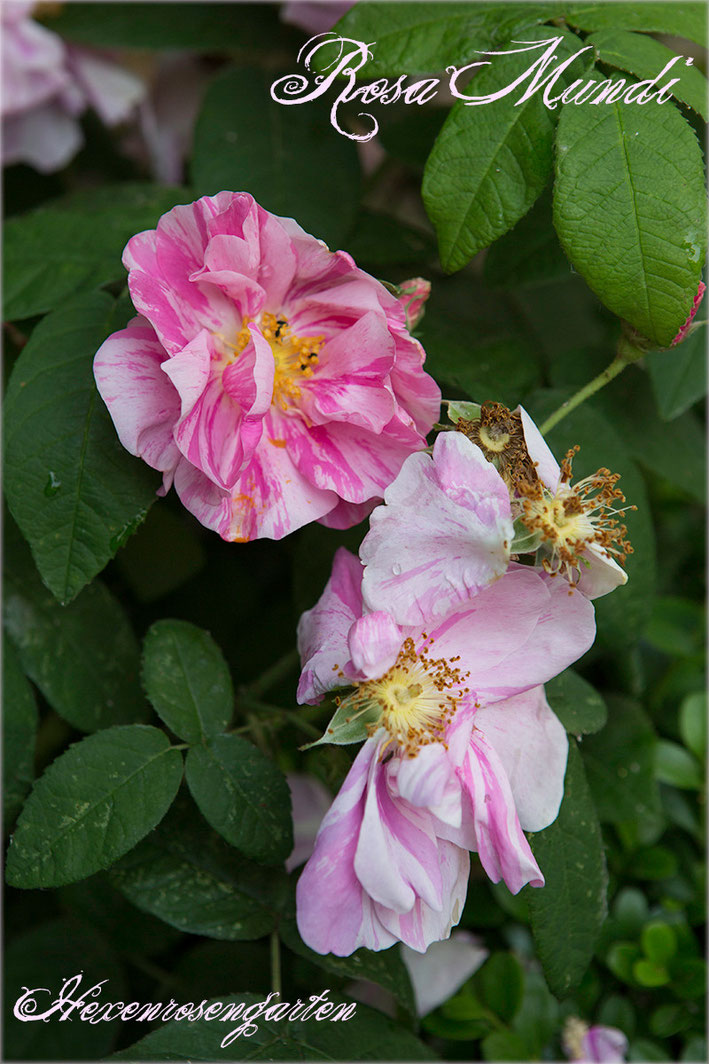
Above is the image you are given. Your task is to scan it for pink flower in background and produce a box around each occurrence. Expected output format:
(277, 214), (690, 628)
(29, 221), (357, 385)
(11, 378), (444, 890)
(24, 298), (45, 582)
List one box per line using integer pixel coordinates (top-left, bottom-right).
(281, 1), (355, 35)
(516, 407), (631, 599)
(563, 1018), (628, 1063)
(360, 431), (513, 626)
(295, 548), (594, 954)
(285, 773), (332, 872)
(2, 1), (144, 172)
(94, 192), (440, 541)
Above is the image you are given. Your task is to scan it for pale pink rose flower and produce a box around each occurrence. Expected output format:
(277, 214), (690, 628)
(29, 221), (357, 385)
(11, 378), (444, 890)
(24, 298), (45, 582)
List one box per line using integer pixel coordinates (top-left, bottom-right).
(295, 548), (595, 955)
(285, 773), (332, 872)
(94, 192), (440, 541)
(281, 1), (355, 35)
(360, 431), (514, 626)
(2, 2), (144, 172)
(517, 406), (630, 599)
(564, 1018), (628, 1063)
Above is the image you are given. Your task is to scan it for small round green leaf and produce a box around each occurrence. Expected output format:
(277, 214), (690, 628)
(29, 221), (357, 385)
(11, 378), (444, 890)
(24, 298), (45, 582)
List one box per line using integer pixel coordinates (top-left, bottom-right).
(142, 619), (233, 743)
(545, 668), (608, 735)
(679, 692), (706, 761)
(642, 921), (678, 964)
(185, 734), (293, 864)
(5, 725), (183, 888)
(656, 740), (703, 790)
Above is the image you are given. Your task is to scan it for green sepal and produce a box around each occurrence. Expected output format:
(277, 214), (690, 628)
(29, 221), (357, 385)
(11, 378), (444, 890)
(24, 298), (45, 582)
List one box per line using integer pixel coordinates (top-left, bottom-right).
(300, 698), (382, 751)
(447, 400), (482, 424)
(511, 517), (543, 555)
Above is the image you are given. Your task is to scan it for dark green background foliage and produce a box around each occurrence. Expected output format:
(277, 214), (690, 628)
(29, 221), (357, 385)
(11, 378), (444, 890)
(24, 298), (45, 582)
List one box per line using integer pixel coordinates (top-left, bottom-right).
(3, 2), (706, 1061)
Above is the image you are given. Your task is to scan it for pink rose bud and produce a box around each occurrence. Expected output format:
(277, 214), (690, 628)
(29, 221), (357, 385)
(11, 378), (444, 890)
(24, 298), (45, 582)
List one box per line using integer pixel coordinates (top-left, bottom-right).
(396, 277), (432, 330)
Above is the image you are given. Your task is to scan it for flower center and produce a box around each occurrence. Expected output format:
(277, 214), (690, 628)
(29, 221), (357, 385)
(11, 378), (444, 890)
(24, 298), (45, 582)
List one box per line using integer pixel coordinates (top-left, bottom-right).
(457, 401), (537, 485)
(337, 636), (471, 758)
(236, 312), (324, 411)
(517, 446), (634, 578)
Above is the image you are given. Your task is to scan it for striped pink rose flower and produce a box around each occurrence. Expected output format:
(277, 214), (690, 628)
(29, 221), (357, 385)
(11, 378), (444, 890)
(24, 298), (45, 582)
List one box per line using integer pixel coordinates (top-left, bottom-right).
(295, 548), (595, 955)
(94, 191), (439, 541)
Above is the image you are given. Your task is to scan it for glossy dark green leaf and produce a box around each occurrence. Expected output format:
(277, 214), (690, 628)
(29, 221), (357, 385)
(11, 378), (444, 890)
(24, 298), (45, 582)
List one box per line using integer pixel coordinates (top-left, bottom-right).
(581, 696), (660, 824)
(110, 796), (280, 940)
(6, 725), (183, 888)
(423, 29), (586, 271)
(113, 993), (436, 1060)
(4, 291), (159, 603)
(554, 86), (706, 347)
(545, 669), (608, 735)
(185, 735), (293, 864)
(142, 620), (233, 744)
(279, 916), (415, 1016)
(192, 65), (359, 249)
(527, 742), (608, 997)
(4, 532), (147, 732)
(562, 3), (706, 44)
(587, 29), (707, 118)
(3, 184), (185, 320)
(2, 635), (38, 831)
(335, 2), (558, 76)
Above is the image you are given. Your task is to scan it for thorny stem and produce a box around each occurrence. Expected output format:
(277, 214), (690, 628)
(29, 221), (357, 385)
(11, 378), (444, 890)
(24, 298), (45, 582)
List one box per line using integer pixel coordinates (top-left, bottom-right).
(270, 930), (282, 997)
(539, 335), (645, 435)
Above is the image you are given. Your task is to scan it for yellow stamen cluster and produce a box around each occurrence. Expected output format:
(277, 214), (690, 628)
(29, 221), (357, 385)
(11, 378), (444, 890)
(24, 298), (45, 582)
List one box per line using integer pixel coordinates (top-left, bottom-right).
(517, 446), (634, 580)
(561, 1017), (588, 1061)
(336, 636), (472, 759)
(236, 312), (324, 411)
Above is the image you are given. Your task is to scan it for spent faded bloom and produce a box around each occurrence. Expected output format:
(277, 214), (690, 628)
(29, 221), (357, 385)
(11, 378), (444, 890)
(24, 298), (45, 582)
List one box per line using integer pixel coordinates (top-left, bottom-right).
(94, 192), (440, 541)
(360, 431), (514, 626)
(456, 403), (632, 599)
(2, 2), (143, 172)
(563, 1018), (629, 1063)
(295, 548), (595, 955)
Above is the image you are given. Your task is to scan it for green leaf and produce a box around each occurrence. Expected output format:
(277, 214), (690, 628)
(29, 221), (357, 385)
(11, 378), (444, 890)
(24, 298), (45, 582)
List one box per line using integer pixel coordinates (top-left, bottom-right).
(553, 86), (706, 347)
(301, 697), (382, 750)
(668, 957), (706, 999)
(478, 952), (524, 1022)
(185, 735), (293, 864)
(423, 29), (585, 272)
(58, 874), (182, 958)
(2, 636), (38, 831)
(642, 921), (678, 964)
(110, 795), (280, 940)
(656, 741), (703, 790)
(629, 1037), (672, 1062)
(606, 941), (641, 984)
(634, 958), (670, 987)
(632, 845), (678, 880)
(647, 323), (707, 420)
(581, 696), (660, 824)
(4, 531), (147, 733)
(447, 400), (482, 424)
(650, 1003), (692, 1038)
(192, 65), (359, 250)
(113, 993), (436, 1061)
(484, 189), (572, 289)
(335, 3), (558, 77)
(4, 291), (159, 603)
(587, 29), (707, 118)
(2, 183), (185, 321)
(482, 1031), (529, 1062)
(49, 2), (281, 49)
(142, 620), (234, 744)
(545, 668), (608, 735)
(279, 916), (416, 1016)
(524, 391), (656, 647)
(510, 967), (559, 1057)
(5, 917), (126, 1061)
(679, 692), (706, 760)
(645, 597), (705, 657)
(562, 3), (707, 45)
(5, 725), (183, 889)
(526, 741), (608, 997)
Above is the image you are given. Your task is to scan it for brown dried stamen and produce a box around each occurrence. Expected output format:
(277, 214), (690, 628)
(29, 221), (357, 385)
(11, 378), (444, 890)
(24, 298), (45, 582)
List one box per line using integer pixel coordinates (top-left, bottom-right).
(457, 401), (538, 488)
